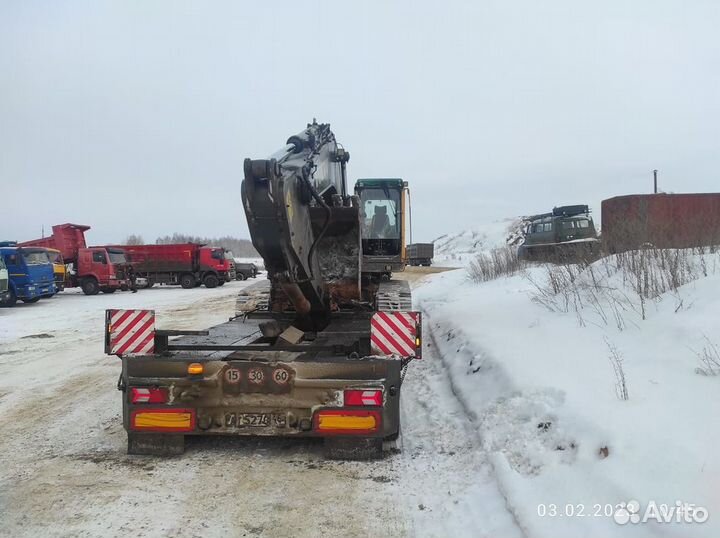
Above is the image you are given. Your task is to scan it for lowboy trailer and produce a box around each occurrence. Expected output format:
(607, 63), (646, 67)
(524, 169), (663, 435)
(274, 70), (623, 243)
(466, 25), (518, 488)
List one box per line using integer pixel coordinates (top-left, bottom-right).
(106, 282), (421, 459)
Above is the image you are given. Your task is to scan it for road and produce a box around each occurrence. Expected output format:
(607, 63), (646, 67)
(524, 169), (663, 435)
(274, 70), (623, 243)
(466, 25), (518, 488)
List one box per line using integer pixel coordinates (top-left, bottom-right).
(0, 271), (521, 538)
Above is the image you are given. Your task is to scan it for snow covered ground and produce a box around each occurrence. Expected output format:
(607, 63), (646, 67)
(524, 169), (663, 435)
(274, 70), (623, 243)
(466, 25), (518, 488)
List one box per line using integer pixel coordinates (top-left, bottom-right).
(415, 255), (720, 537)
(0, 270), (522, 538)
(2, 245), (715, 537)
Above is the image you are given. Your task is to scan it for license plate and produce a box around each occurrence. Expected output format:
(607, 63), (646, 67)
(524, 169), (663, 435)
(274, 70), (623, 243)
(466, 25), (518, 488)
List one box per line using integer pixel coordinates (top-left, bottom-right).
(224, 413), (286, 428)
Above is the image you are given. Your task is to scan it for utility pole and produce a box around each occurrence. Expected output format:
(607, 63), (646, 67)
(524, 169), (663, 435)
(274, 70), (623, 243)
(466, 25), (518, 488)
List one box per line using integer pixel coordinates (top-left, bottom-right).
(653, 169), (658, 194)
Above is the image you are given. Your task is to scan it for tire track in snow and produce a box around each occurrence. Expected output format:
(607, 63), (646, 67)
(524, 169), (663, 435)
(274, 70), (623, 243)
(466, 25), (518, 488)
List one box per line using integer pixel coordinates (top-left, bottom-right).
(390, 336), (524, 535)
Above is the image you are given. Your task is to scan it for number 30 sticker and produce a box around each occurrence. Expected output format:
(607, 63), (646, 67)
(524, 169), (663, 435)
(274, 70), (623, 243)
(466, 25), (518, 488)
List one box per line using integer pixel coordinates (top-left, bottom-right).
(272, 368), (290, 385)
(224, 368), (242, 384)
(248, 368), (265, 385)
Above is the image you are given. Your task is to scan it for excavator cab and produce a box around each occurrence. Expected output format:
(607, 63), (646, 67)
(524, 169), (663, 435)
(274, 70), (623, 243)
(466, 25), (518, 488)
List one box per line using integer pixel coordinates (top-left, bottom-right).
(355, 178), (408, 279)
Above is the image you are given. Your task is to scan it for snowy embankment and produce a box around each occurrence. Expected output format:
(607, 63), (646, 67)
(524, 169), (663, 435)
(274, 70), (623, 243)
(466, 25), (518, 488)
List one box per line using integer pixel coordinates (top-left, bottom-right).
(415, 250), (719, 538)
(432, 219), (525, 267)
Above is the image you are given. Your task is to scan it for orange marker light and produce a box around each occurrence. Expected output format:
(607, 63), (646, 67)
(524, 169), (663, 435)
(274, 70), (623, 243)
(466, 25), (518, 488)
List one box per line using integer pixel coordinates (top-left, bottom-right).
(187, 362), (204, 375)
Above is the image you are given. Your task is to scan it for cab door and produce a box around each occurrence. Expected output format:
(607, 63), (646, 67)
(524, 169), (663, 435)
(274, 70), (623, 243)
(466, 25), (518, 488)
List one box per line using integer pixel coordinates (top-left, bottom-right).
(89, 249), (110, 283)
(3, 251), (28, 295)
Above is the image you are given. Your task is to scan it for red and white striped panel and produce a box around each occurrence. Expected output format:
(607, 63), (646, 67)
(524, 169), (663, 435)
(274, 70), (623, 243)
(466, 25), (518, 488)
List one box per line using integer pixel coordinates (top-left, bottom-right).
(107, 309), (156, 356)
(371, 311), (419, 359)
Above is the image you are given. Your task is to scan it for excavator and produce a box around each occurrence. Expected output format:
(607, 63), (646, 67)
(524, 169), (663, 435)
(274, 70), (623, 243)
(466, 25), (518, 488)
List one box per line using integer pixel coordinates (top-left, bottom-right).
(104, 121), (421, 459)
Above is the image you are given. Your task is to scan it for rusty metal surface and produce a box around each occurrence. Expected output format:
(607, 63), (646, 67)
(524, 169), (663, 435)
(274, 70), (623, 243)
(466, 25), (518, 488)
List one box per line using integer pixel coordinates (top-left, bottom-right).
(602, 193), (720, 252)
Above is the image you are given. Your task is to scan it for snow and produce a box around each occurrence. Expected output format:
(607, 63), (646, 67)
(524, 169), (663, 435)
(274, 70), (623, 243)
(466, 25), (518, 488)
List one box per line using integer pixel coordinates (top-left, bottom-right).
(0, 271), (523, 538)
(1, 244), (715, 536)
(415, 255), (720, 537)
(433, 219), (525, 266)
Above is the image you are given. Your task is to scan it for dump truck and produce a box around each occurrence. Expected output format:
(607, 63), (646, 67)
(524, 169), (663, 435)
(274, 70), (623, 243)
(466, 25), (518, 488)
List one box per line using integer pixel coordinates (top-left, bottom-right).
(518, 205), (600, 262)
(355, 178), (410, 280)
(105, 243), (231, 289)
(406, 243), (434, 266)
(0, 243), (57, 306)
(20, 224), (129, 295)
(602, 193), (720, 253)
(106, 121), (421, 459)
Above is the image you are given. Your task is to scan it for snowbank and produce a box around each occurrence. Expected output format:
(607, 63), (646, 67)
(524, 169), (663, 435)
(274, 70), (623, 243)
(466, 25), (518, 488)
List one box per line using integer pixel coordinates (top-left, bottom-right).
(433, 219), (525, 266)
(415, 255), (719, 537)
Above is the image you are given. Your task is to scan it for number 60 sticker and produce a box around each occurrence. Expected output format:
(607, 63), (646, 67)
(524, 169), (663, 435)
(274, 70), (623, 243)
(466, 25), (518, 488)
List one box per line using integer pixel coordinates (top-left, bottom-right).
(272, 368), (290, 385)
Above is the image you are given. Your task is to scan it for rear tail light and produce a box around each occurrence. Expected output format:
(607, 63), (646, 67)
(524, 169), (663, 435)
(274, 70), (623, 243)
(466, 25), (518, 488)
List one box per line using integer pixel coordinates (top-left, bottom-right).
(313, 409), (381, 435)
(344, 389), (383, 406)
(130, 387), (168, 404)
(130, 408), (195, 432)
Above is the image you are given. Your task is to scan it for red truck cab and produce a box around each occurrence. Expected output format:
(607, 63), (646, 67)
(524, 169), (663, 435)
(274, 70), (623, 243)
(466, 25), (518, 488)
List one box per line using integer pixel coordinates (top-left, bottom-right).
(76, 247), (130, 295)
(199, 247), (231, 282)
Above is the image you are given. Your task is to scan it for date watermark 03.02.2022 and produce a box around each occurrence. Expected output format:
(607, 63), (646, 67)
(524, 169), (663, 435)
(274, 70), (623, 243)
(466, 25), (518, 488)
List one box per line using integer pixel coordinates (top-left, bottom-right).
(537, 500), (709, 526)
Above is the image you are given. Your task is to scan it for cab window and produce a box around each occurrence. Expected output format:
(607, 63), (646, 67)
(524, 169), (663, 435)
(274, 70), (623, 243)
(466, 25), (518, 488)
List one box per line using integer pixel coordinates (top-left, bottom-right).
(92, 251), (107, 264)
(359, 187), (401, 240)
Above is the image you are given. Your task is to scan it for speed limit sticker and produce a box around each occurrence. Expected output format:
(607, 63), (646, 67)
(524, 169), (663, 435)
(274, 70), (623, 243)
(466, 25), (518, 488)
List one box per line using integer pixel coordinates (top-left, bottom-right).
(272, 368), (290, 385)
(224, 368), (242, 384)
(247, 367), (265, 385)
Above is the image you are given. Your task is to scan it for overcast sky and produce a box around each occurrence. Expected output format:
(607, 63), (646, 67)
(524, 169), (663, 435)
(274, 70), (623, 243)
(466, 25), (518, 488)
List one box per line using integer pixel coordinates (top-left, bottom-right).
(2, 1), (719, 244)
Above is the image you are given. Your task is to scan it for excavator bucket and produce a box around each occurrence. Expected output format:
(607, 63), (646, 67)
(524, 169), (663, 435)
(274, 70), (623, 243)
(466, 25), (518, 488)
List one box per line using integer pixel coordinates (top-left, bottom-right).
(310, 205), (361, 309)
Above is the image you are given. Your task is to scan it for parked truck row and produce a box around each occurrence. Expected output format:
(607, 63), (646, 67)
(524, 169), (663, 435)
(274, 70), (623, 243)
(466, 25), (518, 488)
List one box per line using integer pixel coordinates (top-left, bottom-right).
(1, 223), (259, 307)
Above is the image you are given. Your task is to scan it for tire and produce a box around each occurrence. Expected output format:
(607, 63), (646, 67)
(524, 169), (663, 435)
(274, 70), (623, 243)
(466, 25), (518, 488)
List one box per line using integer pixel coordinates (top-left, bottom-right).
(101, 288), (116, 294)
(324, 437), (383, 460)
(145, 279), (154, 289)
(217, 280), (225, 287)
(1, 289), (17, 307)
(237, 272), (247, 281)
(81, 278), (100, 296)
(385, 419), (401, 442)
(180, 274), (196, 289)
(22, 297), (40, 304)
(203, 274), (219, 289)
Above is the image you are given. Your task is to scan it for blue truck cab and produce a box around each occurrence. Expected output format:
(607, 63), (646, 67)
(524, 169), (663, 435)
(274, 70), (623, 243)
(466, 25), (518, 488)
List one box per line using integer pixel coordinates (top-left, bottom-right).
(0, 242), (57, 307)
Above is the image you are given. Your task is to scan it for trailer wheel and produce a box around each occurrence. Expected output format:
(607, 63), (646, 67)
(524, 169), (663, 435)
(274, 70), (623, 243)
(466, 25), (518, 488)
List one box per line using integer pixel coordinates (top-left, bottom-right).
(81, 278), (100, 296)
(203, 274), (219, 288)
(127, 433), (185, 456)
(324, 437), (383, 460)
(22, 297), (41, 304)
(180, 274), (196, 289)
(237, 272), (247, 281)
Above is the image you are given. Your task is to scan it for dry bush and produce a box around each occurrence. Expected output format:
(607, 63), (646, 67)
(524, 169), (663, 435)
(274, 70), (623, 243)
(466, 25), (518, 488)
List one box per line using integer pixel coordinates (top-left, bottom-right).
(468, 246), (525, 283)
(526, 246), (720, 328)
(605, 337), (629, 400)
(694, 336), (720, 376)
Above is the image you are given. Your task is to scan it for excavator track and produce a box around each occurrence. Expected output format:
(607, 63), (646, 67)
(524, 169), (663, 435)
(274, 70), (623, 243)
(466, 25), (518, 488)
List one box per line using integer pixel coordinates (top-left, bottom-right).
(376, 279), (412, 311)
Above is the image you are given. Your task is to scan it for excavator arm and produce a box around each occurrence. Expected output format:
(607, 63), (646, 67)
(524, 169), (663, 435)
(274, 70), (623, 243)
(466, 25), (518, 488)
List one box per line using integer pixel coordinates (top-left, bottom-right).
(241, 121), (355, 328)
